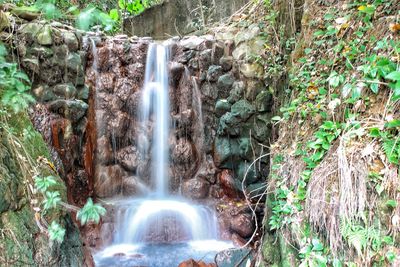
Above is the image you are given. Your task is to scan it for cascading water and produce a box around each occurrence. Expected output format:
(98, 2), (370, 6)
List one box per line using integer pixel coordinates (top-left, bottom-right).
(95, 43), (232, 267)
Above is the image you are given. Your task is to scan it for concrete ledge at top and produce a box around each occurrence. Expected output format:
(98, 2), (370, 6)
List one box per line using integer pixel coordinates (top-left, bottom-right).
(122, 0), (250, 39)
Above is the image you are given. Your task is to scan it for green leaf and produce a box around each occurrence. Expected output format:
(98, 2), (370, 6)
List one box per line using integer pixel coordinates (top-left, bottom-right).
(48, 221), (65, 243)
(109, 9), (119, 21)
(312, 239), (324, 251)
(386, 199), (397, 208)
(385, 71), (400, 81)
(385, 119), (400, 128)
(271, 116), (282, 121)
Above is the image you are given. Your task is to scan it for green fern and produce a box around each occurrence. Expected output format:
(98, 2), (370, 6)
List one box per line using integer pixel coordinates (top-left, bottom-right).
(382, 137), (400, 165)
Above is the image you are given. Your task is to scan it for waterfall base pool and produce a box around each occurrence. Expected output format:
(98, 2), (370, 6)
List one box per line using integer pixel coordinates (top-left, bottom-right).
(94, 241), (233, 267)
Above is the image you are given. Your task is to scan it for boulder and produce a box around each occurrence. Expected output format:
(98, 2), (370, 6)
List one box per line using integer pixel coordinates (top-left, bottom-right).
(218, 169), (239, 198)
(217, 73), (234, 91)
(213, 137), (240, 168)
(219, 56), (233, 71)
(37, 25), (53, 46)
(116, 146), (139, 172)
(215, 99), (231, 117)
(48, 99), (88, 122)
(52, 83), (77, 99)
(240, 63), (263, 79)
(206, 65), (223, 82)
(231, 99), (255, 121)
(182, 178), (209, 199)
(230, 213), (255, 238)
(96, 136), (113, 164)
(62, 31), (79, 51)
(227, 81), (245, 104)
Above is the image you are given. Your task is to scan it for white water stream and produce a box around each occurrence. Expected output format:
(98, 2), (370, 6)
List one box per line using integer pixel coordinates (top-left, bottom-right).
(94, 43), (232, 266)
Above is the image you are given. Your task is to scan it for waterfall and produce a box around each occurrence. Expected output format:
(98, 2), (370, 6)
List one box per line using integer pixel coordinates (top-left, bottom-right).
(138, 44), (170, 197)
(94, 41), (232, 267)
(111, 43), (219, 244)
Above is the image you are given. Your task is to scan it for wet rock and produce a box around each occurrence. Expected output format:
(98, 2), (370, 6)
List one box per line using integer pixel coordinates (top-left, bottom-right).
(217, 73), (234, 92)
(95, 164), (128, 198)
(188, 57), (199, 70)
(232, 233), (247, 247)
(96, 136), (113, 164)
(215, 99), (231, 117)
(169, 62), (185, 83)
(231, 100), (255, 121)
(182, 178), (209, 199)
(172, 138), (195, 166)
(52, 83), (77, 99)
(206, 65), (223, 82)
(115, 78), (134, 103)
(116, 146), (139, 172)
(108, 111), (130, 139)
(230, 213), (255, 238)
(218, 169), (238, 198)
(245, 182), (267, 201)
(37, 25), (52, 46)
(236, 162), (258, 185)
(179, 50), (196, 63)
(227, 81), (245, 104)
(240, 63), (263, 79)
(48, 99), (88, 122)
(122, 176), (149, 196)
(219, 56), (233, 71)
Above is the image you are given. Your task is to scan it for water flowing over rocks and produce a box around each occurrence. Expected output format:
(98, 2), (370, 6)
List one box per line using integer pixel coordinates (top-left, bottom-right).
(13, 17), (272, 254)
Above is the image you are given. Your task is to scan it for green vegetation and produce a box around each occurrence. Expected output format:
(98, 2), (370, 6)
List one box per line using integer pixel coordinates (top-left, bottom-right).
(1, 0), (162, 32)
(264, 0), (399, 266)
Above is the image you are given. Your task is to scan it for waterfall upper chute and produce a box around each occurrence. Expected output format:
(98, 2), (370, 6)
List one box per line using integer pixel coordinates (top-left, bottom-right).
(138, 44), (170, 197)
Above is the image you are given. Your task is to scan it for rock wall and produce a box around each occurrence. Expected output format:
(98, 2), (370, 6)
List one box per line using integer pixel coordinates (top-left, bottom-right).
(14, 20), (93, 207)
(123, 0), (250, 38)
(86, 23), (272, 246)
(7, 13), (272, 252)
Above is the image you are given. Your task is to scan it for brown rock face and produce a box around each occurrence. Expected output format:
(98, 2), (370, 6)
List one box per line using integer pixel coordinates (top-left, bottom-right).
(230, 213), (255, 238)
(178, 259), (216, 267)
(218, 169), (239, 198)
(95, 164), (128, 197)
(182, 178), (210, 199)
